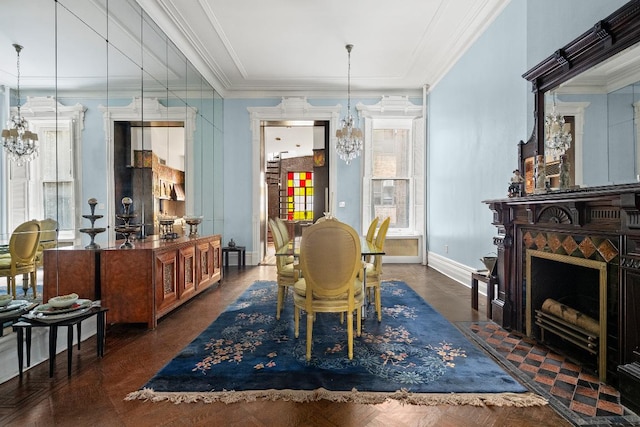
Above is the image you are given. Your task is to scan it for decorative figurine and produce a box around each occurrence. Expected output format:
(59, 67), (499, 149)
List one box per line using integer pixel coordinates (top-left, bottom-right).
(508, 169), (524, 198)
(228, 238), (236, 248)
(115, 196), (140, 249)
(79, 197), (106, 249)
(559, 154), (571, 190)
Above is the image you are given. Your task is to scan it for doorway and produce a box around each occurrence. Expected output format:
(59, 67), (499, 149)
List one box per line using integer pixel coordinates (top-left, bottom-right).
(248, 98), (341, 265)
(262, 120), (330, 262)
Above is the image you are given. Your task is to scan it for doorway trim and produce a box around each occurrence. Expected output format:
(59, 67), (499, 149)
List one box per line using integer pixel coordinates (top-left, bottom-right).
(248, 97), (341, 264)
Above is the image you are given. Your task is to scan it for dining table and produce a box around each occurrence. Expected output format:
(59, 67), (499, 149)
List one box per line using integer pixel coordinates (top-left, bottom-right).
(275, 234), (385, 319)
(275, 235), (385, 259)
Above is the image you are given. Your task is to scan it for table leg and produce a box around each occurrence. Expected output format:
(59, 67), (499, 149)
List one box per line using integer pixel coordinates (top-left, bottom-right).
(97, 311), (106, 357)
(16, 328), (24, 379)
(49, 326), (58, 377)
(67, 325), (74, 376)
(471, 277), (479, 310)
(486, 278), (494, 318)
(77, 322), (82, 350)
(224, 250), (229, 268)
(26, 327), (32, 367)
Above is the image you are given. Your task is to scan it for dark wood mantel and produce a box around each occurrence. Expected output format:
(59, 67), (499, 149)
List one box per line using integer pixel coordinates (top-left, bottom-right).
(484, 183), (640, 382)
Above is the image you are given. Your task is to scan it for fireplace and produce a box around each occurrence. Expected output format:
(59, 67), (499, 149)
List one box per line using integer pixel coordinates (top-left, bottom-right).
(526, 250), (608, 380)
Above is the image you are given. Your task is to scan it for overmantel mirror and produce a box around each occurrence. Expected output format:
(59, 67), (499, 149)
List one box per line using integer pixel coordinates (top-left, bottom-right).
(519, 1), (640, 194)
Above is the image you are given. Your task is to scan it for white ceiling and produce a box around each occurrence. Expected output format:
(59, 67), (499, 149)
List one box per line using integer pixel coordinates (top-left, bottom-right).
(0, 0), (510, 98)
(140, 0), (510, 97)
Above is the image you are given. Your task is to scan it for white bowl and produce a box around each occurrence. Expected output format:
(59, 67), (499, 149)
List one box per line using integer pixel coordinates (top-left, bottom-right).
(0, 295), (13, 307)
(48, 293), (79, 308)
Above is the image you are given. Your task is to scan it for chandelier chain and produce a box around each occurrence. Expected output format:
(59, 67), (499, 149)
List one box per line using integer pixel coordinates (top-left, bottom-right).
(2, 43), (39, 166)
(335, 43), (363, 165)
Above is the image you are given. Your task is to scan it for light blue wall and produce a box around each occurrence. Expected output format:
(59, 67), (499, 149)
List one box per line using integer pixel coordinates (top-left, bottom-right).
(428, 0), (528, 269)
(222, 96), (421, 250)
(426, 0), (627, 272)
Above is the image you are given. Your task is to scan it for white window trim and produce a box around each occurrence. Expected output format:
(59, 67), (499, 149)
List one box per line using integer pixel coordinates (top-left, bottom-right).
(358, 96), (424, 239)
(7, 96), (85, 243)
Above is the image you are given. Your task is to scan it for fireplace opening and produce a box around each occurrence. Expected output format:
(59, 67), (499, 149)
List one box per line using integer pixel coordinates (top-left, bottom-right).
(526, 249), (608, 381)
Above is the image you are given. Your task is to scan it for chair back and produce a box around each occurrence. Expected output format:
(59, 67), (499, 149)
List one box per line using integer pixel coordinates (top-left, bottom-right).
(10, 220), (41, 264)
(39, 218), (58, 249)
(365, 217), (379, 242)
(269, 218), (284, 249)
(269, 219), (289, 271)
(299, 218), (361, 299)
(274, 217), (290, 243)
(372, 217), (391, 270)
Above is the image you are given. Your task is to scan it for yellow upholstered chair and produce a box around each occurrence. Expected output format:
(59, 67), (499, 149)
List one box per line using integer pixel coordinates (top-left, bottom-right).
(365, 216), (390, 322)
(35, 218), (58, 268)
(365, 217), (379, 242)
(269, 218), (298, 319)
(293, 218), (364, 360)
(0, 220), (41, 298)
(363, 216), (379, 263)
(274, 217), (290, 244)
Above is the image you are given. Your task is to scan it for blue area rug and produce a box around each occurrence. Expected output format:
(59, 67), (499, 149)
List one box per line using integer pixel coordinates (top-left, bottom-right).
(126, 280), (547, 406)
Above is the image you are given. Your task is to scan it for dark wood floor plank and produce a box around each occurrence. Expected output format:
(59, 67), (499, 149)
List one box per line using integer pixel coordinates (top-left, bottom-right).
(0, 265), (570, 427)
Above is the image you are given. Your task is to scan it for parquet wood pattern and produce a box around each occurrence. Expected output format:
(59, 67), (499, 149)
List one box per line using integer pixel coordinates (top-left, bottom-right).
(0, 264), (570, 426)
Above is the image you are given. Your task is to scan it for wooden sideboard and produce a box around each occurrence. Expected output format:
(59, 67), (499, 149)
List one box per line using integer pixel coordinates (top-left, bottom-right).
(43, 234), (222, 328)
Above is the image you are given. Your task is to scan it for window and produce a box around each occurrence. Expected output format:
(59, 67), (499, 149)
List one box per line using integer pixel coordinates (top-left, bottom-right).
(371, 128), (410, 228)
(287, 171), (313, 220)
(39, 125), (75, 238)
(359, 96), (424, 237)
(6, 97), (84, 242)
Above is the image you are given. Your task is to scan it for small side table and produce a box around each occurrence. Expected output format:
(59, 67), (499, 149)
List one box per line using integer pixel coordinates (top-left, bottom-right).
(471, 272), (496, 318)
(222, 246), (246, 268)
(13, 306), (108, 378)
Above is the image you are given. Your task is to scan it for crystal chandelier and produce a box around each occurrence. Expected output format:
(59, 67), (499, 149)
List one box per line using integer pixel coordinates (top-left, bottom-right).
(544, 94), (571, 159)
(2, 44), (38, 166)
(335, 44), (363, 165)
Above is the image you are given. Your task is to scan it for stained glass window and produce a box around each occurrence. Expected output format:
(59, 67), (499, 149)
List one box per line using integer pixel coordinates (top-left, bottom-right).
(286, 171), (314, 220)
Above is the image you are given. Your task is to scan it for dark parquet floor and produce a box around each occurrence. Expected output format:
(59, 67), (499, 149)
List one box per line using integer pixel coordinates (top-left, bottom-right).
(0, 264), (577, 426)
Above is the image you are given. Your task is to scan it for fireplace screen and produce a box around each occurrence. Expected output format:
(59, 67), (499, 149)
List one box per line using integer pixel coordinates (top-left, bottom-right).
(526, 249), (608, 381)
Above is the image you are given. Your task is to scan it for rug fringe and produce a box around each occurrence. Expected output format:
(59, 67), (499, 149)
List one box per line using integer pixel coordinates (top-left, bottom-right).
(125, 387), (548, 407)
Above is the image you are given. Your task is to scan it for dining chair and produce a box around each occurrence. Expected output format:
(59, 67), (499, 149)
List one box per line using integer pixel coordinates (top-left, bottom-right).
(35, 218), (59, 268)
(365, 216), (390, 322)
(293, 218), (364, 360)
(0, 220), (41, 298)
(363, 216), (379, 263)
(274, 217), (290, 243)
(269, 218), (298, 319)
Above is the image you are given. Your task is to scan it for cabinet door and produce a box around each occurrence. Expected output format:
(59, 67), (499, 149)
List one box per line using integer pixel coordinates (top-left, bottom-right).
(179, 245), (196, 298)
(155, 250), (178, 314)
(196, 241), (212, 288)
(211, 238), (222, 282)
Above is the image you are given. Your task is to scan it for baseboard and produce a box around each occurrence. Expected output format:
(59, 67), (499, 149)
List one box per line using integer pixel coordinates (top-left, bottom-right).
(426, 251), (488, 295)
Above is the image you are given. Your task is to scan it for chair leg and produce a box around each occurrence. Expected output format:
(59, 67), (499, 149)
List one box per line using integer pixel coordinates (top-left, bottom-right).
(294, 306), (300, 338)
(306, 311), (313, 361)
(9, 276), (17, 299)
(356, 307), (362, 337)
(347, 311), (354, 359)
(276, 285), (285, 319)
(375, 286), (382, 322)
(30, 270), (37, 298)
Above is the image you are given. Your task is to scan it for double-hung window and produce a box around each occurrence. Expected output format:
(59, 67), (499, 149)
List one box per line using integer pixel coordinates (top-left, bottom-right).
(360, 96), (424, 239)
(370, 124), (411, 230)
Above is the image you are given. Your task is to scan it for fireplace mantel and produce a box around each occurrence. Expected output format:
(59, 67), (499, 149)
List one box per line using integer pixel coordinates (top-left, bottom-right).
(484, 184), (640, 383)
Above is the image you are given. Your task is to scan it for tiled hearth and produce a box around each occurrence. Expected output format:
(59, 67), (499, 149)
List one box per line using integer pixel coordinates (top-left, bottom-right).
(463, 322), (640, 426)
